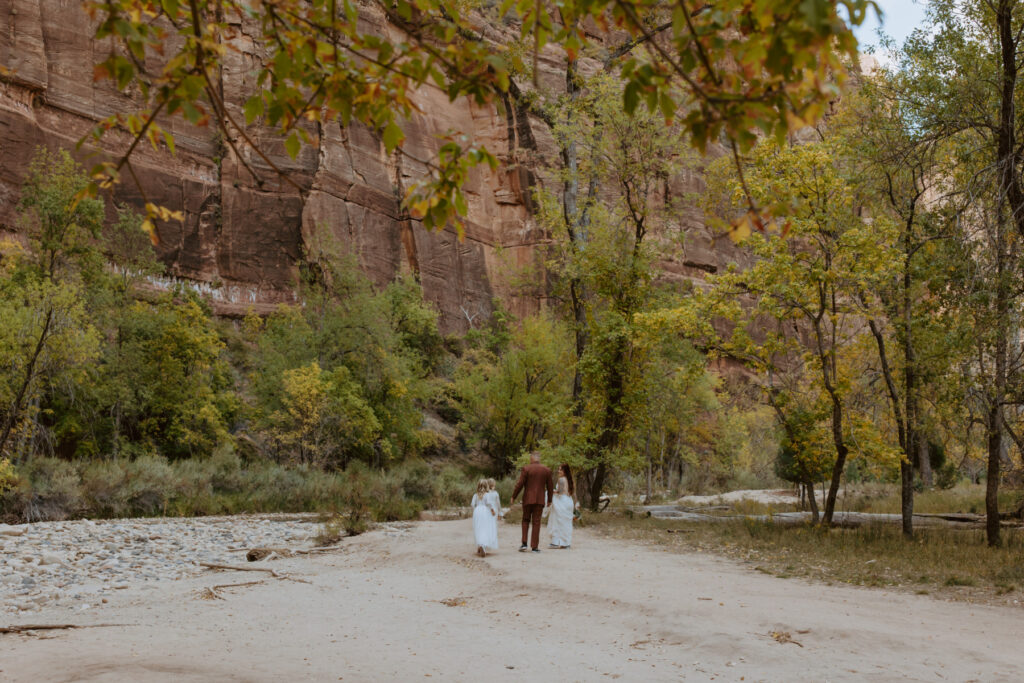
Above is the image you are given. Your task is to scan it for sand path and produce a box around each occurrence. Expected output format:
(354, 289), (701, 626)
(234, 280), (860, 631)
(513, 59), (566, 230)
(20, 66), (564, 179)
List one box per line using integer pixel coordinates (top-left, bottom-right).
(3, 518), (1022, 682)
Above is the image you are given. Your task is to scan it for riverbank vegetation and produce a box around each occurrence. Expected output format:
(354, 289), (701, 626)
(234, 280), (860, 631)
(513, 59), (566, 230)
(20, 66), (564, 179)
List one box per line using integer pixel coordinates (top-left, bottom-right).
(591, 509), (1024, 607)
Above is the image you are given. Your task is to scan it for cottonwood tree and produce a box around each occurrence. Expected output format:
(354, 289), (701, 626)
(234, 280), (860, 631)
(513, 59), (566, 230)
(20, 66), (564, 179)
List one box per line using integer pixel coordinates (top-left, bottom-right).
(454, 314), (574, 473)
(837, 78), (966, 536)
(884, 0), (1024, 546)
(0, 150), (104, 461)
(674, 139), (897, 526)
(533, 73), (695, 507)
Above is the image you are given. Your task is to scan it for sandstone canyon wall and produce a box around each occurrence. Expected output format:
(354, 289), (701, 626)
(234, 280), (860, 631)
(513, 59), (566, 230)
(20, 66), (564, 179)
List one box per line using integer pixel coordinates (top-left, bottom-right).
(0, 0), (748, 333)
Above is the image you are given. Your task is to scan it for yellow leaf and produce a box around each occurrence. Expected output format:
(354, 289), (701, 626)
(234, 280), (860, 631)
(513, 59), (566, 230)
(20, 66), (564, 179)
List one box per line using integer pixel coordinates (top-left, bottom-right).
(141, 219), (160, 246)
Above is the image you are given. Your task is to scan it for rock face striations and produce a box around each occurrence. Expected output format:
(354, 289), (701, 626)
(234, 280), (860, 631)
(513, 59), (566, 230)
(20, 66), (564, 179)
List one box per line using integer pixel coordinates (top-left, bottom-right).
(0, 1), (746, 331)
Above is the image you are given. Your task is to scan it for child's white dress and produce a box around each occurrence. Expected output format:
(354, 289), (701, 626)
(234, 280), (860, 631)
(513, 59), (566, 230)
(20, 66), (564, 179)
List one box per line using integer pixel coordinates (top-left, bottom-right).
(471, 493), (498, 551)
(485, 489), (502, 521)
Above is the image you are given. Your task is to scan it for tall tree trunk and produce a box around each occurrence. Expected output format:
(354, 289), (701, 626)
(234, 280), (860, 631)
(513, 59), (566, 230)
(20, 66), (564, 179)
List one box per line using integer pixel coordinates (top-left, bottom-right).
(560, 53), (590, 418)
(989, 0), (1018, 547)
(996, 0), (1024, 239)
(805, 482), (819, 524)
(986, 403), (1003, 547)
(901, 253), (918, 537)
(867, 316), (913, 536)
(588, 461), (608, 510)
(646, 459), (652, 503)
(918, 437), (933, 488)
(0, 307), (54, 461)
(821, 394), (849, 526)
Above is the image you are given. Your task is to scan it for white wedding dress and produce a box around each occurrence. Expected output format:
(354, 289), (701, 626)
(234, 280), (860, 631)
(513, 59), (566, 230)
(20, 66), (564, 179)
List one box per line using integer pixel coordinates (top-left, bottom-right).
(547, 476), (574, 548)
(471, 493), (498, 551)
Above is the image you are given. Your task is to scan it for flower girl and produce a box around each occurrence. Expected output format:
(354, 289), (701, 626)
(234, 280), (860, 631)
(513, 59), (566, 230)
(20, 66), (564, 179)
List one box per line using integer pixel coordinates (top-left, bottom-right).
(485, 478), (503, 522)
(471, 479), (499, 557)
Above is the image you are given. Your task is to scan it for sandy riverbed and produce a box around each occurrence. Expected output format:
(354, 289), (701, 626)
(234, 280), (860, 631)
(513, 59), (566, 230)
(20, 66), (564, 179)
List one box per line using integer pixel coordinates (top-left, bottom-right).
(2, 517), (1023, 682)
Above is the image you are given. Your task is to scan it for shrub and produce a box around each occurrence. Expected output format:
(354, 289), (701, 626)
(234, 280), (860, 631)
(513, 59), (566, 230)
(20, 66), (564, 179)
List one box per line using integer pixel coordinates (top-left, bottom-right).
(2, 458), (82, 521)
(0, 458), (17, 494)
(371, 470), (422, 521)
(315, 514), (346, 546)
(123, 456), (175, 516)
(80, 460), (128, 517)
(433, 465), (476, 508)
(936, 462), (960, 490)
(208, 446), (244, 492)
(340, 462), (373, 535)
(391, 460), (436, 503)
(169, 458), (219, 516)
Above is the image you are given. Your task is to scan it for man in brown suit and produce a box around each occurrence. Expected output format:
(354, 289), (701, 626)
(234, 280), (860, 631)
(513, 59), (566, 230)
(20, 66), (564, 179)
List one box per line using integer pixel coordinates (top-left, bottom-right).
(511, 452), (553, 552)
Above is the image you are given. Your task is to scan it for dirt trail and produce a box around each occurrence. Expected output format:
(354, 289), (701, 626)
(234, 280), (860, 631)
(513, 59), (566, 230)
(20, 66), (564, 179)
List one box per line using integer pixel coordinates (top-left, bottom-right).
(3, 519), (1022, 682)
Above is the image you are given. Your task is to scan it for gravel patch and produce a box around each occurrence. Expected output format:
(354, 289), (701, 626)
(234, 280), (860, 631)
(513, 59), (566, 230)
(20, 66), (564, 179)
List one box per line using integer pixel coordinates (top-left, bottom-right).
(0, 515), (319, 615)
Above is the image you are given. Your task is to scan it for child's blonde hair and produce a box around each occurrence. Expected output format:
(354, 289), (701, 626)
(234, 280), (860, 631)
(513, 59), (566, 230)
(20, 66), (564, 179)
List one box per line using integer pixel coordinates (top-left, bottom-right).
(486, 478), (496, 491)
(476, 479), (489, 495)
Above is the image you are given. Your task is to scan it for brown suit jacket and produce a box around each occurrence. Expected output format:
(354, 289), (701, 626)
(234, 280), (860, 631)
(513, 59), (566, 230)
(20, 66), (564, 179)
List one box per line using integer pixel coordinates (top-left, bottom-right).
(511, 463), (553, 506)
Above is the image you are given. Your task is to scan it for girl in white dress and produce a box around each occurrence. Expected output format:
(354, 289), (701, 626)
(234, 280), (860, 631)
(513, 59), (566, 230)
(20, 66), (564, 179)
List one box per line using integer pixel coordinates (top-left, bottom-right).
(471, 479), (499, 557)
(485, 478), (503, 523)
(548, 464), (578, 549)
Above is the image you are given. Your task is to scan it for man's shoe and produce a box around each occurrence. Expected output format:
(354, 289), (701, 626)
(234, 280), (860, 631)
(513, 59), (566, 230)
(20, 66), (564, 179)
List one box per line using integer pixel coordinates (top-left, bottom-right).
(531, 548), (541, 552)
(518, 544), (528, 552)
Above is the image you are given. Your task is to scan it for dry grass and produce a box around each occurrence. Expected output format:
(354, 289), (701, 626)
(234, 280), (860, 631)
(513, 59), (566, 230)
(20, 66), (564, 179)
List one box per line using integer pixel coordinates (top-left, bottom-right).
(314, 514), (346, 546)
(589, 510), (1024, 608)
(843, 483), (1023, 515)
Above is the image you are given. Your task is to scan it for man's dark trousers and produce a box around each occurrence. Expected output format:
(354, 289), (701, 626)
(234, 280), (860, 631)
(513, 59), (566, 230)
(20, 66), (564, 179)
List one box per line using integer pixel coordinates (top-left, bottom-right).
(521, 503), (544, 550)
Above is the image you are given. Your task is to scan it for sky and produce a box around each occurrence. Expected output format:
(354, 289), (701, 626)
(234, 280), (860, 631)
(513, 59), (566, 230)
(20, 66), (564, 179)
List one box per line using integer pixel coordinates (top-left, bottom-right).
(853, 0), (930, 52)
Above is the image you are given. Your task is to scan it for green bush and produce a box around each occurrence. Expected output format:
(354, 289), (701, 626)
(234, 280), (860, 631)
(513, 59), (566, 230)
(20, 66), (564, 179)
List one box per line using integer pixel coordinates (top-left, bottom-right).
(936, 462), (960, 490)
(2, 458), (82, 521)
(123, 456), (175, 516)
(80, 459), (128, 517)
(371, 471), (422, 521)
(1, 450), (482, 523)
(433, 465), (477, 508)
(391, 460), (436, 503)
(339, 462), (373, 534)
(168, 458), (220, 516)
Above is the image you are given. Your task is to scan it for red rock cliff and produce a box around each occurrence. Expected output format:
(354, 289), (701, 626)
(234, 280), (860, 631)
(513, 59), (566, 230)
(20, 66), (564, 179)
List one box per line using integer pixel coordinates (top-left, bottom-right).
(0, 1), (746, 332)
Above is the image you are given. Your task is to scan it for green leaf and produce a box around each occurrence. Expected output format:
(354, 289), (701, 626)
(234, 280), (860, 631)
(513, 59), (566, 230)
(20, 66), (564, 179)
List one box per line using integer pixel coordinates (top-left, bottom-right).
(244, 96), (264, 124)
(453, 190), (468, 216)
(382, 121), (404, 152)
(161, 0), (179, 15)
(285, 132), (301, 159)
(623, 81), (641, 115)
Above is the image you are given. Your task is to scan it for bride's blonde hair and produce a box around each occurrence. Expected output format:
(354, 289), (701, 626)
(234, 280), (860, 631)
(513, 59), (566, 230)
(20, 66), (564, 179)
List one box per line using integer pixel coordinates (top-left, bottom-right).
(486, 478), (496, 491)
(476, 479), (489, 495)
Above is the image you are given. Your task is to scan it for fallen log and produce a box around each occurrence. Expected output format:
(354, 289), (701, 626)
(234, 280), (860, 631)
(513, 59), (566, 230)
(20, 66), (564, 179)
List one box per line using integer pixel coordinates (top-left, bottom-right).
(199, 562), (282, 577)
(246, 548), (292, 562)
(199, 580), (265, 601)
(199, 562), (311, 584)
(0, 623), (122, 635)
(637, 508), (1024, 529)
(242, 546), (345, 561)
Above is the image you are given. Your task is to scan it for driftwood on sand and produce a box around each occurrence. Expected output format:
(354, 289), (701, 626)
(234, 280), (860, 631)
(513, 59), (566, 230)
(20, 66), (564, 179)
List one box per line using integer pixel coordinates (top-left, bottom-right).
(0, 623), (123, 635)
(198, 562), (311, 583)
(240, 546), (345, 562)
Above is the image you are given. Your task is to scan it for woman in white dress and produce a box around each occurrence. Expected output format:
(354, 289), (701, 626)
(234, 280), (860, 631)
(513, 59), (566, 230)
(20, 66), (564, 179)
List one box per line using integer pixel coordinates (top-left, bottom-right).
(548, 464), (578, 549)
(471, 479), (499, 557)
